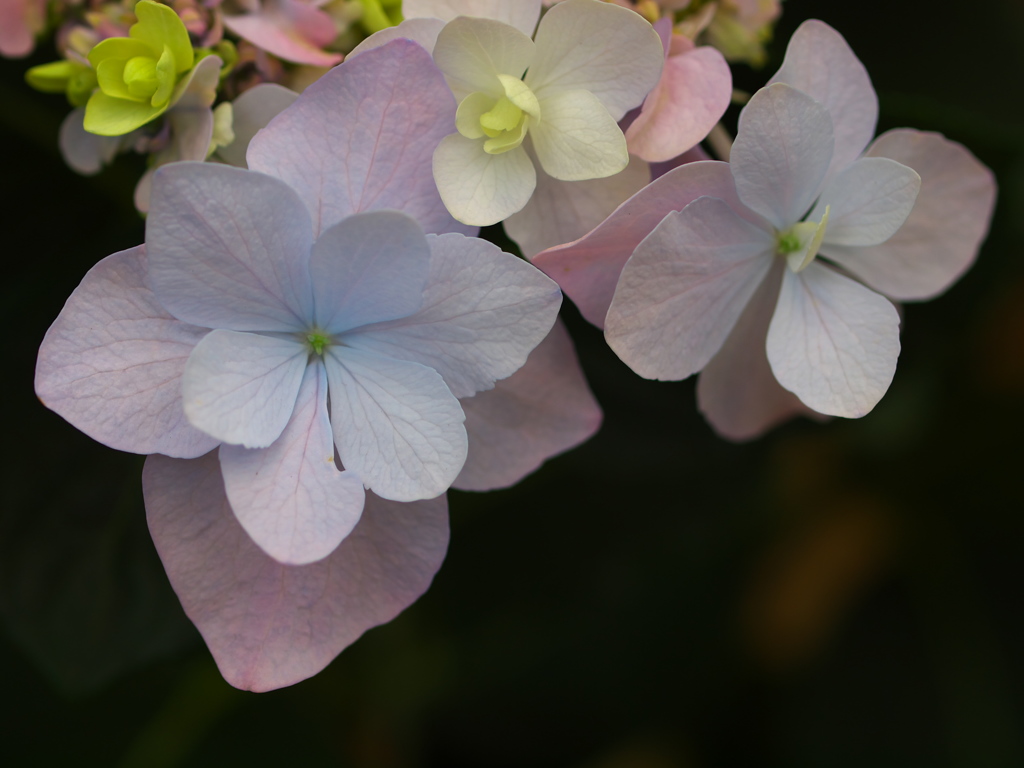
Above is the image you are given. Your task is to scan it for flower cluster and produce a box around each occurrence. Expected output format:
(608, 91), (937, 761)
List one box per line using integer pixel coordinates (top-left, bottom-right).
(25, 0), (995, 690)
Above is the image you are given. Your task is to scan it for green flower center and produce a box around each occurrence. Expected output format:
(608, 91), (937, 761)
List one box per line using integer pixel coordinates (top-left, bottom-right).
(306, 331), (331, 356)
(456, 74), (541, 155)
(776, 205), (831, 273)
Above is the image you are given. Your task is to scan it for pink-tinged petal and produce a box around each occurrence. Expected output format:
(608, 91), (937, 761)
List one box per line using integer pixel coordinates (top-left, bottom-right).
(147, 163), (315, 332)
(220, 360), (366, 566)
(534, 160), (765, 328)
(697, 261), (816, 441)
(504, 152), (650, 259)
(606, 196), (775, 380)
(811, 156), (920, 247)
(59, 108), (125, 175)
(182, 330), (308, 448)
(324, 348), (467, 501)
(345, 232), (562, 398)
(404, 0), (542, 37)
(731, 83), (835, 229)
(527, 0), (663, 121)
(143, 452), (449, 692)
(347, 17), (445, 58)
(433, 134), (536, 226)
(432, 16), (535, 100)
(767, 262), (901, 418)
(0, 0), (44, 57)
(35, 246), (219, 459)
(769, 19), (878, 185)
(650, 144), (712, 181)
(311, 211), (430, 333)
(248, 40), (472, 237)
(822, 129), (998, 301)
(454, 319), (601, 491)
(217, 83), (299, 169)
(625, 41), (731, 163)
(223, 1), (341, 67)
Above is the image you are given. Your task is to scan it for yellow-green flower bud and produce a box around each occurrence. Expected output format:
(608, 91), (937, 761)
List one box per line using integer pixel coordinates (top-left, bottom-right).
(25, 60), (100, 108)
(84, 0), (196, 136)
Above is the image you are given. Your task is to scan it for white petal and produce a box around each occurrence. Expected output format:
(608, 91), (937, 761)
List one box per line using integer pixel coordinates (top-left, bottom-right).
(310, 211), (430, 333)
(769, 19), (878, 186)
(731, 83), (834, 229)
(433, 133), (536, 225)
(35, 246), (219, 459)
(347, 17), (445, 58)
(812, 157), (920, 247)
(455, 319), (601, 490)
(147, 163), (315, 332)
(59, 107), (124, 175)
(432, 16), (534, 101)
(344, 232), (561, 398)
(324, 347), (467, 501)
(697, 261), (815, 441)
(530, 90), (628, 181)
(504, 152), (650, 259)
(766, 262), (900, 418)
(220, 360), (366, 566)
(182, 330), (308, 448)
(216, 83), (298, 169)
(144, 453), (448, 692)
(527, 0), (663, 121)
(823, 129), (998, 301)
(404, 0), (541, 37)
(605, 196), (775, 380)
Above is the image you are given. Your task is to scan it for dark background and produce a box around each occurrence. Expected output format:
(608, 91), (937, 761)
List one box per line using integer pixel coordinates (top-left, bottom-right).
(3, 0), (1023, 764)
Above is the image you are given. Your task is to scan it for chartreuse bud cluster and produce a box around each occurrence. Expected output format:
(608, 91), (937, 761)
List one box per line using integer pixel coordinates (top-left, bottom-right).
(84, 0), (197, 136)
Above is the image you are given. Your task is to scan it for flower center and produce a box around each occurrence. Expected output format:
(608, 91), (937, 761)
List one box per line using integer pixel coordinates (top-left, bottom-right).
(776, 205), (830, 273)
(455, 74), (541, 155)
(306, 331), (331, 356)
(123, 55), (160, 100)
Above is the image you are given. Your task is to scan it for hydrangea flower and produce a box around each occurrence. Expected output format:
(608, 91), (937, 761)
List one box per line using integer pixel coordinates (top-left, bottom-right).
(606, 80), (922, 418)
(35, 40), (599, 689)
(360, 0), (663, 226)
(83, 0), (199, 136)
(503, 14), (731, 258)
(535, 20), (996, 439)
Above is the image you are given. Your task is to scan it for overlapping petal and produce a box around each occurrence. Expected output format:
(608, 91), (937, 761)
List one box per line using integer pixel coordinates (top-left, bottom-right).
(35, 246), (219, 459)
(606, 196), (775, 380)
(219, 361), (366, 566)
(324, 347), (467, 501)
(432, 133), (536, 225)
(534, 160), (760, 327)
(182, 329), (308, 448)
(147, 164), (315, 332)
(345, 232), (562, 398)
(144, 452), (449, 692)
(504, 153), (650, 259)
(432, 16), (535, 101)
(731, 83), (835, 229)
(404, 0), (542, 37)
(766, 262), (900, 417)
(697, 261), (814, 441)
(310, 211), (431, 333)
(527, 0), (663, 121)
(347, 17), (446, 58)
(247, 40), (472, 238)
(624, 22), (731, 163)
(216, 83), (299, 169)
(823, 129), (997, 300)
(455, 320), (602, 491)
(769, 19), (878, 186)
(530, 90), (629, 181)
(810, 157), (920, 247)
